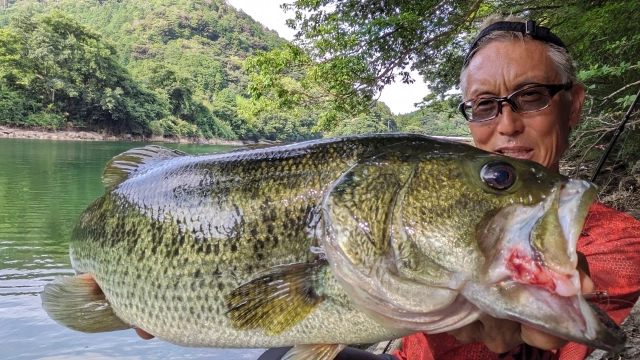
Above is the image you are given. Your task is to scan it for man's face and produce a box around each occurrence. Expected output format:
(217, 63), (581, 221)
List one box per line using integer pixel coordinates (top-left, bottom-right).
(462, 39), (585, 172)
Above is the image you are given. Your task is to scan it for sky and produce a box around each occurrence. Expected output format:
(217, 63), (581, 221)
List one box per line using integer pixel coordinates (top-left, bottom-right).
(226, 0), (432, 115)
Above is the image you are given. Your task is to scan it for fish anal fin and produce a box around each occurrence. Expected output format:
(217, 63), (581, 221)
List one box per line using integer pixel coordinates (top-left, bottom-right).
(41, 274), (132, 333)
(102, 145), (188, 191)
(282, 344), (347, 360)
(225, 262), (327, 335)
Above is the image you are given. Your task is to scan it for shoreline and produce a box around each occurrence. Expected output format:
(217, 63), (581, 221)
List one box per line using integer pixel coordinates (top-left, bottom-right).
(0, 125), (246, 146)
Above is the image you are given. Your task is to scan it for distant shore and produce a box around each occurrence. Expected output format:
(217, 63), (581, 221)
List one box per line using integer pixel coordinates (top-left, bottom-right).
(0, 125), (246, 146)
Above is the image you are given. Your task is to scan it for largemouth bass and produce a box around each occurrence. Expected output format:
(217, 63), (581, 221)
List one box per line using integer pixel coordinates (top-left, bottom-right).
(41, 134), (625, 359)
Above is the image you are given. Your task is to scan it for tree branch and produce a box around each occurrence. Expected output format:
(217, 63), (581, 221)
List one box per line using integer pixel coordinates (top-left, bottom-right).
(601, 80), (640, 101)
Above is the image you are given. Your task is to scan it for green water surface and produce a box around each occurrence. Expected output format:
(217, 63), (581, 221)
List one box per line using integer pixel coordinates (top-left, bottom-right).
(0, 138), (265, 359)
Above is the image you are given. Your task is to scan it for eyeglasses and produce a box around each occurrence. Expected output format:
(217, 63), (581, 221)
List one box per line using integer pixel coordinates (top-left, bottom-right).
(459, 83), (573, 122)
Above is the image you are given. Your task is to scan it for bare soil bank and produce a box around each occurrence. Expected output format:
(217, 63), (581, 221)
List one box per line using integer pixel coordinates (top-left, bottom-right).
(0, 125), (245, 146)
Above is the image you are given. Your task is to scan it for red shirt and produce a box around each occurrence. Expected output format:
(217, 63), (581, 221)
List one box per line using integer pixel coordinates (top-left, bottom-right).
(393, 202), (640, 360)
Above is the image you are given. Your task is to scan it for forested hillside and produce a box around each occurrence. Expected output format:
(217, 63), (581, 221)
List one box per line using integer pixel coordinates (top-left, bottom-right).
(0, 0), (311, 140)
(0, 0), (465, 141)
(0, 0), (303, 140)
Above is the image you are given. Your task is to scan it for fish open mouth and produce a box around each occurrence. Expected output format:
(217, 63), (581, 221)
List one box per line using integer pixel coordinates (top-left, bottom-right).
(463, 178), (626, 351)
(480, 179), (596, 289)
(501, 179), (598, 296)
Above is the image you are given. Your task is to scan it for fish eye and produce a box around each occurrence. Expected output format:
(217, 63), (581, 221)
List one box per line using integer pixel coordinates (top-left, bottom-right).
(481, 162), (516, 190)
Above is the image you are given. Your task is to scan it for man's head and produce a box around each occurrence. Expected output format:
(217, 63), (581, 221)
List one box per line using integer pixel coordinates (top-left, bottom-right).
(460, 15), (585, 172)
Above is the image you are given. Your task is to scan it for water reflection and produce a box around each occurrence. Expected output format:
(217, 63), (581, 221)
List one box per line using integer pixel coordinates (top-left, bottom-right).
(0, 139), (262, 359)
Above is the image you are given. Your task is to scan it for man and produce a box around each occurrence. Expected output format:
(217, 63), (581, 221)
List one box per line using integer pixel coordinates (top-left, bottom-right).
(393, 15), (640, 360)
(259, 15), (640, 360)
(142, 15), (640, 360)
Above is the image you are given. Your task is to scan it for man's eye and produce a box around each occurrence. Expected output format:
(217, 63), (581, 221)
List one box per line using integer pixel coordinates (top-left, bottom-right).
(518, 89), (546, 101)
(475, 99), (495, 109)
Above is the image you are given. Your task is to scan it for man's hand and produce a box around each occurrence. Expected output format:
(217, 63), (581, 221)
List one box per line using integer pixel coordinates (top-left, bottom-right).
(447, 313), (568, 353)
(447, 269), (595, 353)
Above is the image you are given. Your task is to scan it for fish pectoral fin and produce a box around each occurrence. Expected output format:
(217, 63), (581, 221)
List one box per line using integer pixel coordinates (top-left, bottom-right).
(102, 145), (188, 191)
(41, 274), (132, 333)
(225, 262), (327, 335)
(282, 344), (347, 360)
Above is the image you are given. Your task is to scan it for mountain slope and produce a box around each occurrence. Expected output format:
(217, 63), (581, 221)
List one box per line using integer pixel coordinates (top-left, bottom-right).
(0, 0), (293, 139)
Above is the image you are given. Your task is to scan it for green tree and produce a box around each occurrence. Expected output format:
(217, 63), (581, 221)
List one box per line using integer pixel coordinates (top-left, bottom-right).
(0, 10), (168, 133)
(210, 89), (253, 139)
(0, 0), (289, 139)
(245, 0), (486, 129)
(328, 102), (397, 137)
(246, 1), (639, 131)
(236, 94), (321, 142)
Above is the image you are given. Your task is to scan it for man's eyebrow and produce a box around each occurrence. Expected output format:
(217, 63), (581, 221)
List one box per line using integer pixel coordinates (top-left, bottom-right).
(513, 79), (547, 89)
(467, 88), (498, 98)
(466, 79), (551, 99)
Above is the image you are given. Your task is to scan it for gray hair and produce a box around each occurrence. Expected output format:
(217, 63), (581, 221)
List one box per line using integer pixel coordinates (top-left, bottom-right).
(460, 15), (576, 98)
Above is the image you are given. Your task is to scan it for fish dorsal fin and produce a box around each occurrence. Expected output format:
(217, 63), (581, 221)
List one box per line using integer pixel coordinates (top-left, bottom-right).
(231, 140), (286, 152)
(225, 262), (327, 335)
(102, 145), (188, 191)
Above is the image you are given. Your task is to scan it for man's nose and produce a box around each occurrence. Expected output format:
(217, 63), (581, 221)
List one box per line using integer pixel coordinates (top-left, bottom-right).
(495, 103), (524, 136)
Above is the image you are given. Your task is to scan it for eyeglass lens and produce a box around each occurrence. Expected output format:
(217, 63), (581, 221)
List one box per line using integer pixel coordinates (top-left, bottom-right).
(466, 86), (553, 121)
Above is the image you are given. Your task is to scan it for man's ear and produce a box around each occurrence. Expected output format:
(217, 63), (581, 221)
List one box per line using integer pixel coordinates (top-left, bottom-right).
(569, 84), (586, 128)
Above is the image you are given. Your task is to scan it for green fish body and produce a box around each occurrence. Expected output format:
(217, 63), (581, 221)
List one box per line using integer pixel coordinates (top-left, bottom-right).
(41, 134), (625, 359)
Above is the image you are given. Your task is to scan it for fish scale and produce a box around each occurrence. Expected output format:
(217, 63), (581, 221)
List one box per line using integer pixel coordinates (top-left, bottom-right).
(42, 134), (626, 359)
(67, 135), (423, 347)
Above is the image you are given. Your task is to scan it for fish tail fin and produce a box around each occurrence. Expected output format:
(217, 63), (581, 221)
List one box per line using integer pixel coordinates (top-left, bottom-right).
(41, 274), (132, 333)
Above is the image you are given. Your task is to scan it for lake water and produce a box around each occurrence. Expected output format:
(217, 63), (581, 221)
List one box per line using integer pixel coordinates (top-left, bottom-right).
(0, 138), (265, 360)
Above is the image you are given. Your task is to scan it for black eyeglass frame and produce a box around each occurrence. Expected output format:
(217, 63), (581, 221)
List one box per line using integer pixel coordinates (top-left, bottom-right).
(459, 83), (574, 123)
